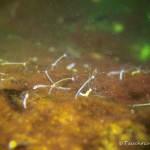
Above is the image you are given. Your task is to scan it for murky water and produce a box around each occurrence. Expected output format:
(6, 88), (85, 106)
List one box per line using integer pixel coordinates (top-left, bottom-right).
(0, 1), (150, 150)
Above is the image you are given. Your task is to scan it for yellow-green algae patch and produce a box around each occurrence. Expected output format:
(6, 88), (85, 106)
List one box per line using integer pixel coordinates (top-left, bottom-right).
(0, 92), (149, 150)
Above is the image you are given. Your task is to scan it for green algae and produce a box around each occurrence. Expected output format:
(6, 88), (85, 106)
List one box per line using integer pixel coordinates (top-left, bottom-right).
(140, 44), (150, 62)
(112, 23), (124, 33)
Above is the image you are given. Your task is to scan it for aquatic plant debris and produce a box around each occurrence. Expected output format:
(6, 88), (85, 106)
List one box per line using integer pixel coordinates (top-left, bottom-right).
(79, 87), (93, 97)
(66, 63), (76, 71)
(130, 102), (150, 107)
(44, 70), (72, 94)
(22, 93), (29, 109)
(0, 73), (18, 82)
(107, 70), (127, 80)
(0, 53), (150, 150)
(0, 53), (150, 109)
(1, 61), (27, 67)
(0, 1), (150, 149)
(75, 75), (95, 99)
(51, 53), (67, 70)
(8, 140), (27, 150)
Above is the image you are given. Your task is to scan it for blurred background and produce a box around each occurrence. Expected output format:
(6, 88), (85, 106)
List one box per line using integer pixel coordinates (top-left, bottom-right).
(0, 0), (150, 66)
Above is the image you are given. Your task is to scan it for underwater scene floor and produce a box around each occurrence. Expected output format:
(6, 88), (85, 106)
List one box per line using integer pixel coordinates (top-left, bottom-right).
(0, 0), (150, 150)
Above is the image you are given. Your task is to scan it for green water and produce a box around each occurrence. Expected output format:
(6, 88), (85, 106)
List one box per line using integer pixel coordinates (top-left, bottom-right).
(0, 0), (150, 64)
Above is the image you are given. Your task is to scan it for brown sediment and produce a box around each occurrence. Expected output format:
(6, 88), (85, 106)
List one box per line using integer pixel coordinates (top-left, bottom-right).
(0, 1), (150, 150)
(0, 55), (150, 150)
